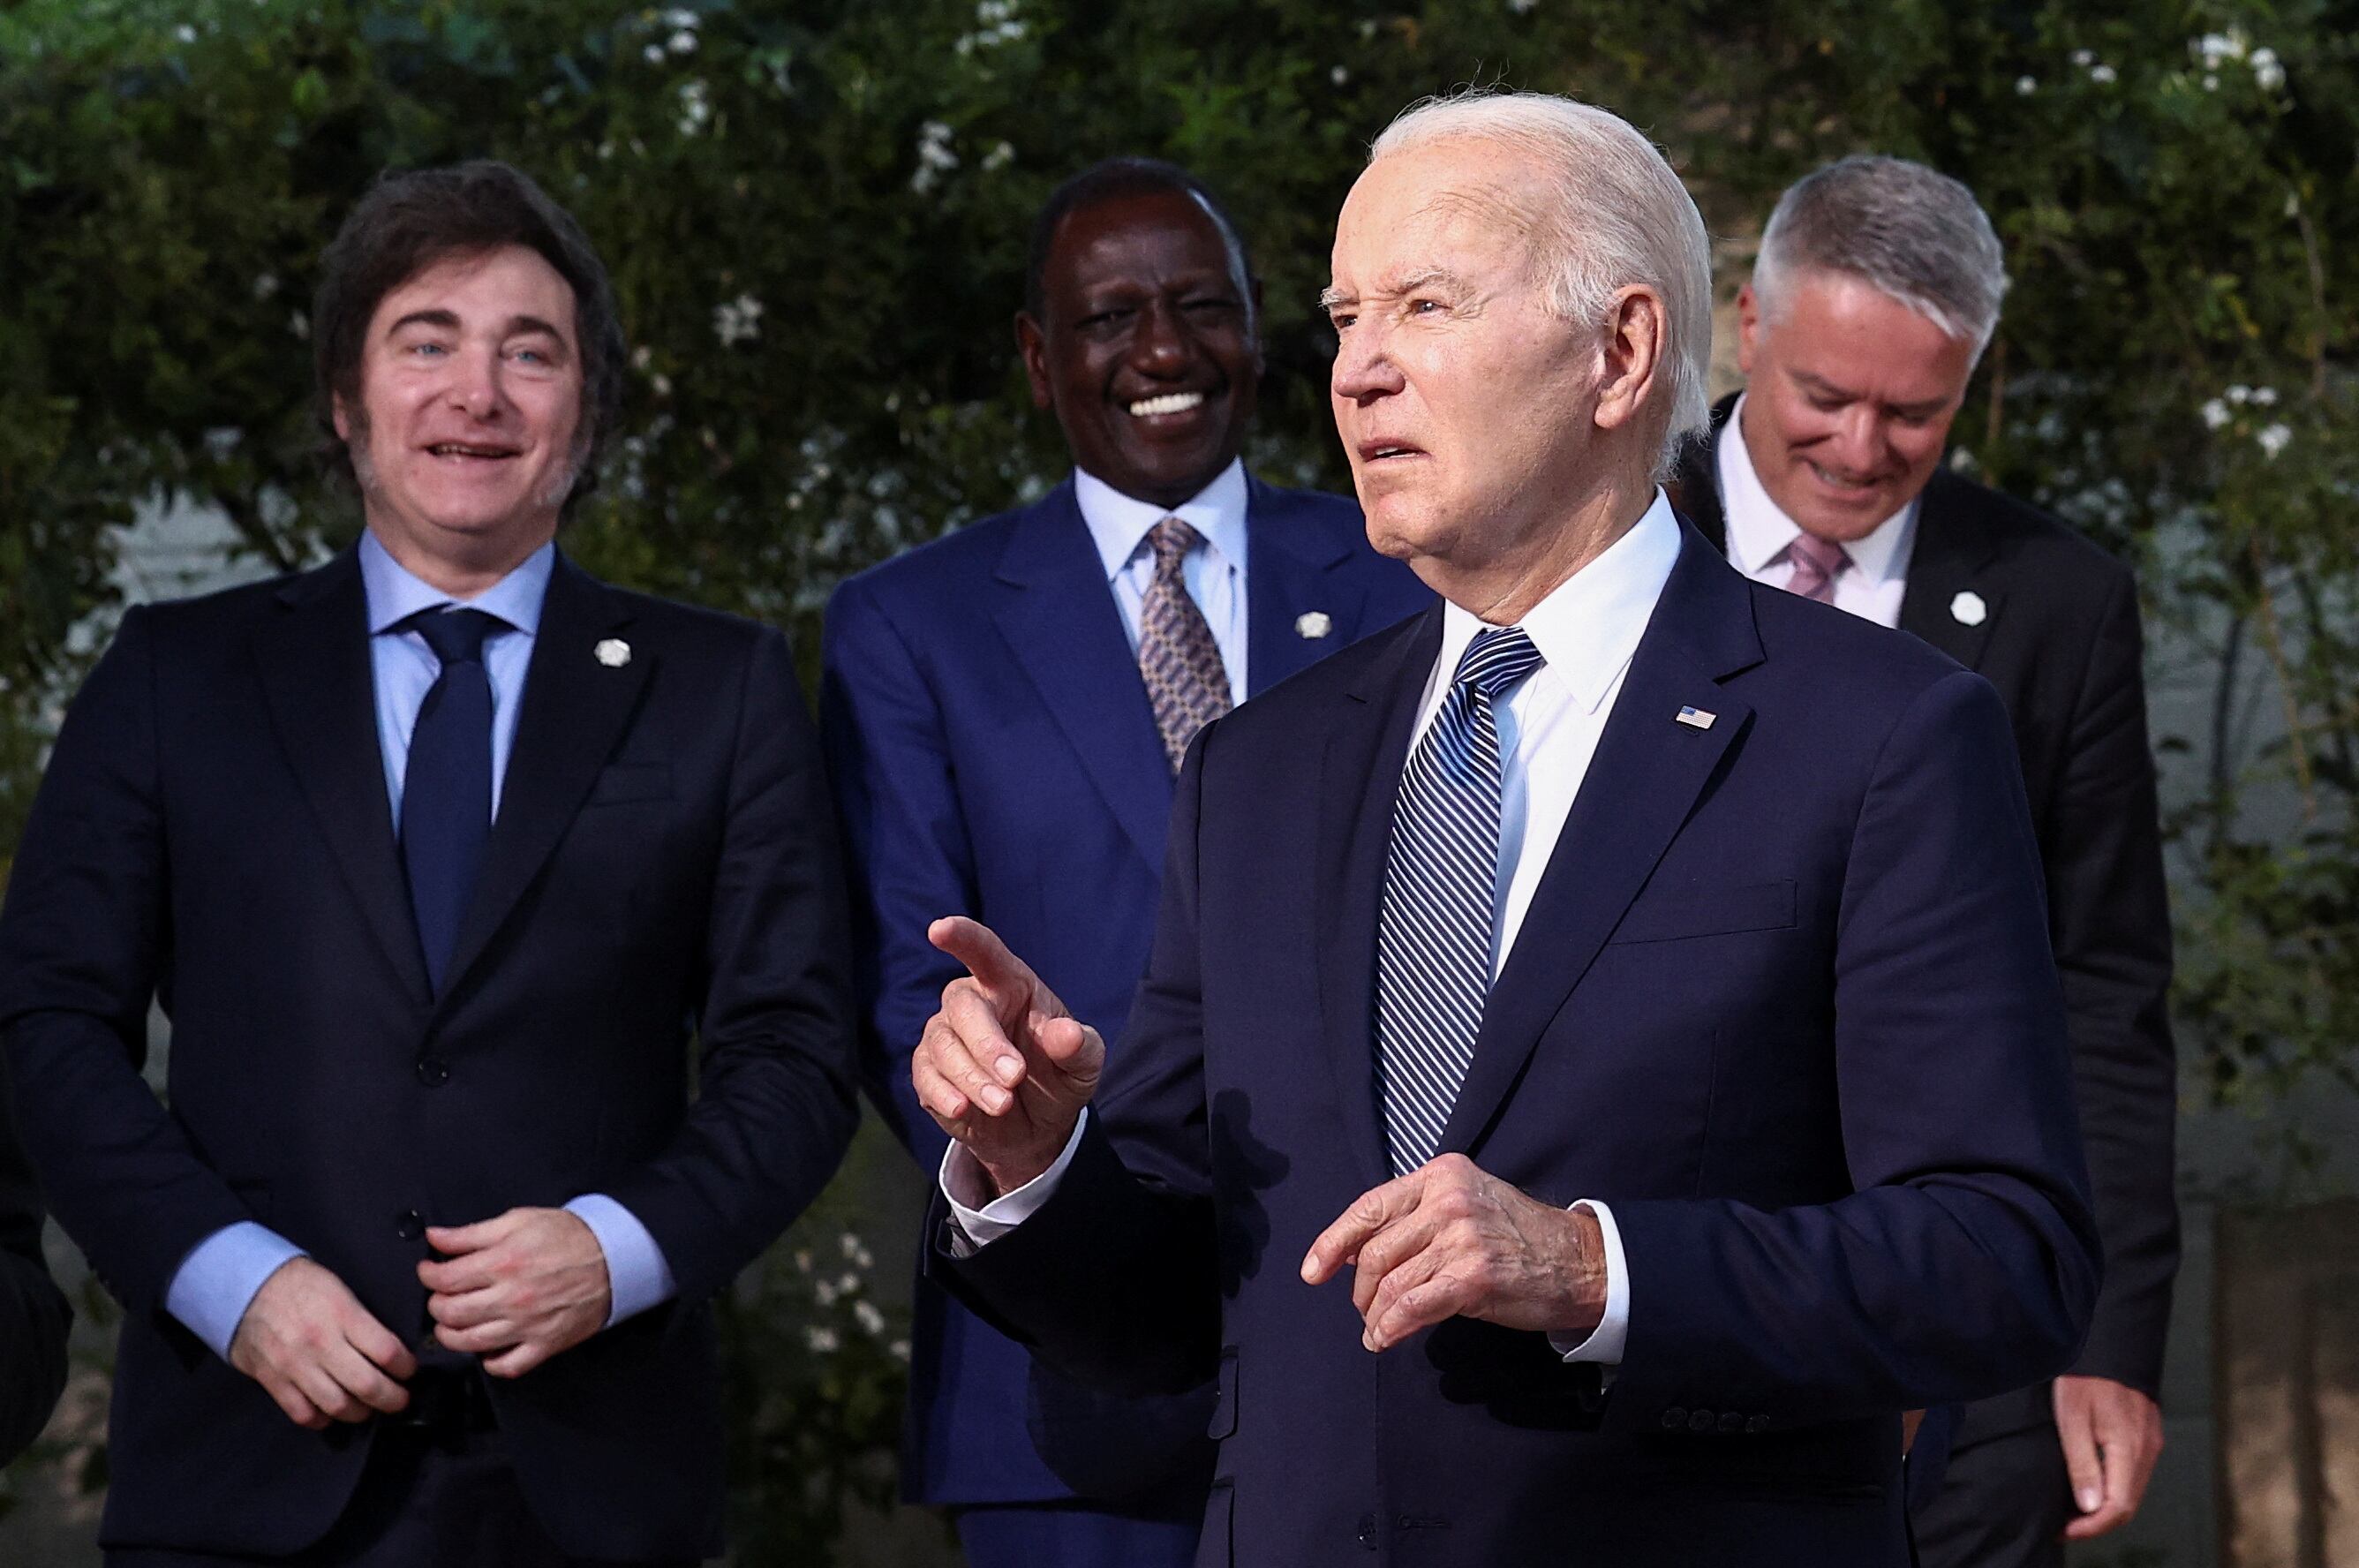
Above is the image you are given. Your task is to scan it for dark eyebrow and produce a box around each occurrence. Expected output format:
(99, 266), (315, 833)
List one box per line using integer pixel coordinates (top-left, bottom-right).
(385, 308), (460, 335)
(505, 314), (568, 341)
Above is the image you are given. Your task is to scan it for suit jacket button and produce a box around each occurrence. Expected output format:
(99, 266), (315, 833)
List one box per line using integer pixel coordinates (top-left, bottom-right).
(1717, 1412), (1745, 1434)
(1660, 1406), (1687, 1430)
(396, 1210), (425, 1241)
(416, 1057), (451, 1087)
(1746, 1415), (1770, 1435)
(1688, 1408), (1716, 1433)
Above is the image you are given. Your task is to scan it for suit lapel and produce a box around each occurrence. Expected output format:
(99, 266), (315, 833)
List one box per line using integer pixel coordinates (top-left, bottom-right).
(1898, 472), (2004, 670)
(990, 484), (1175, 871)
(1436, 527), (1762, 1162)
(252, 551), (433, 1006)
(1244, 479), (1368, 697)
(436, 554), (649, 1006)
(1315, 607), (1444, 1190)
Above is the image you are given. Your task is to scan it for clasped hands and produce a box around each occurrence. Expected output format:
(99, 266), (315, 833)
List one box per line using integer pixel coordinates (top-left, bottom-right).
(227, 1208), (611, 1430)
(915, 916), (1608, 1350)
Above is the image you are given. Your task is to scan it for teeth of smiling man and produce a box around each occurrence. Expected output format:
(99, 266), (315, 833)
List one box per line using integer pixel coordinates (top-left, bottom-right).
(1127, 391), (1205, 418)
(429, 444), (513, 458)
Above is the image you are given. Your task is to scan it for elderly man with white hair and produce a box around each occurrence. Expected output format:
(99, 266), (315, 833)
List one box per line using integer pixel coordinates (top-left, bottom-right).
(913, 91), (2099, 1564)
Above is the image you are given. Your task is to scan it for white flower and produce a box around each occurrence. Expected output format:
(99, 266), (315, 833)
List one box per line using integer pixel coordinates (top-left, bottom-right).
(1509, 0), (1538, 12)
(2251, 386), (2279, 406)
(981, 140), (1015, 172)
(793, 1248), (812, 1272)
(911, 121), (959, 194)
(252, 273), (280, 301)
(806, 1326), (840, 1353)
(651, 373), (672, 397)
(2090, 64), (2117, 84)
(2203, 73), (2220, 91)
(2253, 49), (2286, 92)
(677, 79), (710, 134)
(2257, 423), (2292, 458)
(662, 7), (701, 27)
(814, 1278), (840, 1305)
(2016, 75), (2037, 95)
(890, 1338), (911, 1361)
(1331, 65), (1349, 85)
(175, 24), (198, 42)
(644, 43), (665, 64)
(2070, 49), (2094, 66)
(855, 1300), (887, 1336)
(840, 1233), (874, 1268)
(2200, 399), (2230, 430)
(669, 30), (697, 54)
(714, 293), (763, 346)
(2227, 384), (2251, 404)
(2195, 30), (2248, 69)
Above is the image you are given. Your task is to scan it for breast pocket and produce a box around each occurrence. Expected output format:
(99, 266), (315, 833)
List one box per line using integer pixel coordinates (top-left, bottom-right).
(586, 763), (673, 806)
(1609, 879), (1796, 946)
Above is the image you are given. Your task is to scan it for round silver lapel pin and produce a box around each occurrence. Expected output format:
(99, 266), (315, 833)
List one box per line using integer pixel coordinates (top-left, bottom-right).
(1949, 592), (1987, 628)
(594, 637), (632, 668)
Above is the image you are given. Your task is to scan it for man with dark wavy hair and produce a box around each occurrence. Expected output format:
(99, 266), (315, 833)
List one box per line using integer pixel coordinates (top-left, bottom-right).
(0, 160), (856, 1566)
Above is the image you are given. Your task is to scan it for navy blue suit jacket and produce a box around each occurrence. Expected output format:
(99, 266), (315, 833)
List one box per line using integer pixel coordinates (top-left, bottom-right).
(938, 522), (2100, 1564)
(0, 550), (858, 1559)
(821, 475), (1429, 1506)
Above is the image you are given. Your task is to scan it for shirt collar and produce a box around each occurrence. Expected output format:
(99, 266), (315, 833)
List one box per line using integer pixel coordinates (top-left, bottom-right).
(1073, 458), (1251, 582)
(1436, 487), (1683, 717)
(1717, 393), (1918, 584)
(359, 529), (556, 638)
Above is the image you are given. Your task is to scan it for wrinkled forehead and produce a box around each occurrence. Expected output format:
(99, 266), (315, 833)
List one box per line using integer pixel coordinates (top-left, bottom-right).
(1333, 143), (1553, 283)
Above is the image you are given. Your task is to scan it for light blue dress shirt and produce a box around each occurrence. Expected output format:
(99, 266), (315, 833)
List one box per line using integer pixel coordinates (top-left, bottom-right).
(1074, 457), (1251, 705)
(162, 531), (675, 1361)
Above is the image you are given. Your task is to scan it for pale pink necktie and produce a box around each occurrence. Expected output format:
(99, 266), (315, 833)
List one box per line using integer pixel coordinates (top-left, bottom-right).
(1782, 532), (1852, 604)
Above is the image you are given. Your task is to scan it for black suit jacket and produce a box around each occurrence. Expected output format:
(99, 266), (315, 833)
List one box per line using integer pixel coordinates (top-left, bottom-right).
(0, 1059), (70, 1464)
(0, 548), (858, 1557)
(1673, 396), (2180, 1437)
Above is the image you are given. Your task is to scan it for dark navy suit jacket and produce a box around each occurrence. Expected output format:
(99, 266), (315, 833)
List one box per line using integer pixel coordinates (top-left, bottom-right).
(939, 522), (2101, 1565)
(821, 475), (1429, 1506)
(0, 550), (858, 1558)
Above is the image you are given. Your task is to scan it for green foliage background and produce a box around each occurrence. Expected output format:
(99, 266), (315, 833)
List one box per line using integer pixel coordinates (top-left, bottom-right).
(1, 0), (2351, 1557)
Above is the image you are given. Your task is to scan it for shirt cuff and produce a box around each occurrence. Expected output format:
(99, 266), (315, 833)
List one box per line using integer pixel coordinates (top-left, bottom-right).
(165, 1222), (306, 1362)
(565, 1194), (677, 1328)
(1547, 1198), (1631, 1366)
(938, 1109), (1091, 1255)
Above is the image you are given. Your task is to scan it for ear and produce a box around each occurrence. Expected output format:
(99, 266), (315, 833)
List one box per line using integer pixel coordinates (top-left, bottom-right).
(1591, 284), (1666, 440)
(331, 394), (352, 443)
(1014, 312), (1054, 411)
(1736, 283), (1761, 377)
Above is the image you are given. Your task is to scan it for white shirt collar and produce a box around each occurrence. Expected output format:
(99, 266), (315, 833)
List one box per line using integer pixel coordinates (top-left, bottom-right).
(1073, 458), (1250, 581)
(358, 528), (555, 637)
(1717, 393), (1917, 584)
(1435, 487), (1683, 716)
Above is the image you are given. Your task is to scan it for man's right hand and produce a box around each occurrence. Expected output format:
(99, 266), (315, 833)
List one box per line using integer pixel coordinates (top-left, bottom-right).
(915, 916), (1104, 1198)
(228, 1256), (417, 1429)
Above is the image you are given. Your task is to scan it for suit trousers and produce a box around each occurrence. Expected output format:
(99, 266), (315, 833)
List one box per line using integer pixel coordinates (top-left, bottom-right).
(1910, 1418), (2072, 1568)
(104, 1420), (697, 1568)
(954, 1501), (1201, 1568)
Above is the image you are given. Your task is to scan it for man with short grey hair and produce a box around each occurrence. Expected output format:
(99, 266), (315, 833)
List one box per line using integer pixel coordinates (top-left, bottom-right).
(1672, 154), (2180, 1565)
(913, 94), (2099, 1564)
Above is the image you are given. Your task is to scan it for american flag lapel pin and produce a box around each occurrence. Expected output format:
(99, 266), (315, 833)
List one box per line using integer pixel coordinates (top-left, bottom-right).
(1675, 705), (1716, 730)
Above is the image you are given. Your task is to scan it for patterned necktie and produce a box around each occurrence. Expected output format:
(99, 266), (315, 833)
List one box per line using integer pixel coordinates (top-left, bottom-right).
(1373, 625), (1546, 1174)
(1782, 532), (1851, 604)
(1138, 516), (1232, 773)
(401, 607), (506, 996)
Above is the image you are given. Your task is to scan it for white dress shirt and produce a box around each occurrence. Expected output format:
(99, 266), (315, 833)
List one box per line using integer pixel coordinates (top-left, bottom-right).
(1717, 394), (1917, 628)
(940, 492), (1687, 1370)
(1075, 458), (1251, 705)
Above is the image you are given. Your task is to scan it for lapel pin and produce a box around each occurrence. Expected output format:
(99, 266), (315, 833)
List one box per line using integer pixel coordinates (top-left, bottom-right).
(1949, 591), (1988, 628)
(594, 637), (632, 668)
(1676, 706), (1716, 730)
(1295, 611), (1333, 639)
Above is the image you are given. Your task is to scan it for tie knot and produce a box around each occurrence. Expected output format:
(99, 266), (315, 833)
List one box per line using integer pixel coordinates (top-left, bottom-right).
(1452, 626), (1544, 699)
(1147, 516), (1203, 573)
(408, 607), (506, 667)
(1786, 532), (1851, 580)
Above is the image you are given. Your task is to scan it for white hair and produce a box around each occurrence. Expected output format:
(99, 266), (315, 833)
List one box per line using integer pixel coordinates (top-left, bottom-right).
(1369, 89), (1714, 479)
(1752, 155), (2009, 355)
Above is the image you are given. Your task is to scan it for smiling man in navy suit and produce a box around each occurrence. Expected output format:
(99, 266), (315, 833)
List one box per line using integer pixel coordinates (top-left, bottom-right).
(912, 94), (2099, 1565)
(0, 162), (855, 1565)
(821, 158), (1428, 1568)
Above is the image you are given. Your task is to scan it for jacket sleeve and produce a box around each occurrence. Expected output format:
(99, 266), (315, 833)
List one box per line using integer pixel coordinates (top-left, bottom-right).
(817, 575), (974, 1173)
(2044, 569), (2178, 1394)
(599, 625), (860, 1302)
(0, 1059), (69, 1463)
(1604, 670), (2103, 1431)
(0, 607), (255, 1315)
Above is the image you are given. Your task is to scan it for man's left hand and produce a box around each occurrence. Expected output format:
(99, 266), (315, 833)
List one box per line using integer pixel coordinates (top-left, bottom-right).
(1300, 1154), (1606, 1352)
(2055, 1375), (2164, 1540)
(419, 1208), (611, 1378)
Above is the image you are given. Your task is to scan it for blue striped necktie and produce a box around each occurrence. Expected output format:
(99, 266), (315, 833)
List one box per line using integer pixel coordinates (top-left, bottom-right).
(1374, 625), (1545, 1175)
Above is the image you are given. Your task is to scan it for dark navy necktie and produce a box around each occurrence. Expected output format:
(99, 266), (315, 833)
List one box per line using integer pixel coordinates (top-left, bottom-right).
(401, 607), (506, 996)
